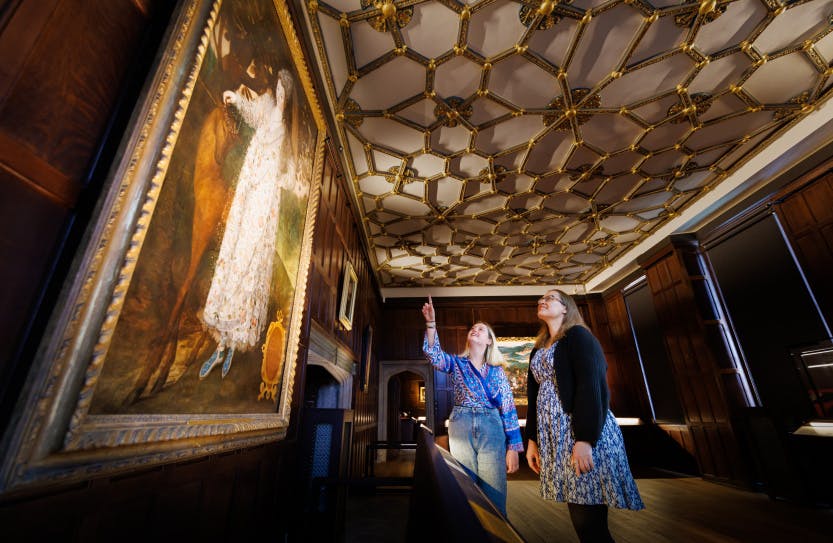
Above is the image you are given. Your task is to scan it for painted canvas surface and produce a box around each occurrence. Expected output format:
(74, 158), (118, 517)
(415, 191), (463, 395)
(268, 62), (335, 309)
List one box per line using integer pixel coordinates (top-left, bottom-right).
(496, 337), (535, 406)
(90, 0), (318, 415)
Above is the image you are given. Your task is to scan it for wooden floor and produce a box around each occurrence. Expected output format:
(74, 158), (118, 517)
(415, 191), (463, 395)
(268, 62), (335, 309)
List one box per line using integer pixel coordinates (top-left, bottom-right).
(347, 453), (833, 543)
(507, 467), (833, 543)
(344, 451), (415, 543)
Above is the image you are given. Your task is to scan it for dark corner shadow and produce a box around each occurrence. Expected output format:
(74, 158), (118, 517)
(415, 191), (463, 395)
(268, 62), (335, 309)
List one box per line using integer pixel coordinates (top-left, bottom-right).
(630, 466), (698, 479)
(509, 423), (701, 482)
(621, 423), (701, 478)
(508, 461), (541, 482)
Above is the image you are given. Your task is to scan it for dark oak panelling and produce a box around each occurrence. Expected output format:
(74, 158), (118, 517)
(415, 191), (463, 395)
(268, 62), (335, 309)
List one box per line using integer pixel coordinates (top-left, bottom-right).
(775, 167), (833, 327)
(642, 242), (747, 484)
(379, 298), (540, 362)
(0, 0), (166, 429)
(603, 292), (651, 419)
(583, 296), (630, 415)
(0, 0), (145, 187)
(2, 442), (292, 541)
(0, 171), (69, 374)
(307, 142), (383, 478)
(379, 296), (645, 430)
(380, 297), (541, 431)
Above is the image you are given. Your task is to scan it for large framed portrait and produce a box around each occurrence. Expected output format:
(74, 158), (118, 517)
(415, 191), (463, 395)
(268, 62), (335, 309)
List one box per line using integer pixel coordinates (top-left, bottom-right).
(496, 337), (536, 407)
(0, 0), (325, 492)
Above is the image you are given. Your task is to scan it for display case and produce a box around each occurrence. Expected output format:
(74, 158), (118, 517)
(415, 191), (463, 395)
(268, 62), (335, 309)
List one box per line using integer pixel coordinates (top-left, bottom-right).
(791, 340), (833, 419)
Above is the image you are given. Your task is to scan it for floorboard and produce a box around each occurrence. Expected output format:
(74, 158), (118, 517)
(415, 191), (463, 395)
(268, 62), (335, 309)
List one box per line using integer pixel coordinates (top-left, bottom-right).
(507, 468), (833, 543)
(347, 455), (833, 542)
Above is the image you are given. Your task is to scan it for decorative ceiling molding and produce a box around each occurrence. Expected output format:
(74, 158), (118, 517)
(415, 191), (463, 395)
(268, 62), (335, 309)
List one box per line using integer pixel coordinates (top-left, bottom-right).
(301, 0), (833, 293)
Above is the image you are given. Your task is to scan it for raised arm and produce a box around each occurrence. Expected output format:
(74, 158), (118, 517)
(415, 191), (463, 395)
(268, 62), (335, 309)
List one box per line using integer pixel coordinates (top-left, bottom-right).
(422, 295), (436, 347)
(421, 296), (453, 373)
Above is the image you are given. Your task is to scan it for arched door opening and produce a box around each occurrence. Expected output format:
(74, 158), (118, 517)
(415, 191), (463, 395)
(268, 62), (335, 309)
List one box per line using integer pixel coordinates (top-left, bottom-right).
(304, 364), (341, 408)
(377, 360), (434, 462)
(386, 371), (425, 451)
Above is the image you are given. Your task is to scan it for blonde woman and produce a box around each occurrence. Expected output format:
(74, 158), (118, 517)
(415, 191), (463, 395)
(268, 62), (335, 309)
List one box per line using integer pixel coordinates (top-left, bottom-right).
(526, 289), (643, 542)
(422, 296), (523, 516)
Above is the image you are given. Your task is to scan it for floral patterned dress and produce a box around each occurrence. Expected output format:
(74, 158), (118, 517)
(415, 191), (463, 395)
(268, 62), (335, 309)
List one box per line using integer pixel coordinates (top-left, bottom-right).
(531, 344), (644, 509)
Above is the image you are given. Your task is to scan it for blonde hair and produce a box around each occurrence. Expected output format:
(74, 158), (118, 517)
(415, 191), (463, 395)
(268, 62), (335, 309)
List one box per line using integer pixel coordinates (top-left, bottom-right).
(461, 321), (505, 366)
(534, 289), (587, 349)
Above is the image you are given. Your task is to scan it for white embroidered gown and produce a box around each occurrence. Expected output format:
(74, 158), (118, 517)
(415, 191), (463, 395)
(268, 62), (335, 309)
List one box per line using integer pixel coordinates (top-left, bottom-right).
(201, 81), (306, 353)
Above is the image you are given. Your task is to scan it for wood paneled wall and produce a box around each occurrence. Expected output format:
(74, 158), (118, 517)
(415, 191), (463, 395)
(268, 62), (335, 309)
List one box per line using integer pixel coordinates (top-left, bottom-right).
(641, 241), (748, 483)
(380, 297), (541, 429)
(0, 0), (172, 430)
(602, 292), (651, 419)
(2, 441), (294, 541)
(379, 297), (540, 361)
(379, 295), (643, 429)
(775, 166), (833, 327)
(306, 141), (383, 478)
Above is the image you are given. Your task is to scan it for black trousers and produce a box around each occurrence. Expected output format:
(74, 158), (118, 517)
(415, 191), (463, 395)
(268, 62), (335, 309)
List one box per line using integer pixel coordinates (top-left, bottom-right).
(567, 503), (614, 543)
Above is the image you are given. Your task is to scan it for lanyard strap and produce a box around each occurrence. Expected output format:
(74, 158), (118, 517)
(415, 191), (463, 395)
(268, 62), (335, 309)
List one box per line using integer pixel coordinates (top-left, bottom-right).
(471, 361), (500, 410)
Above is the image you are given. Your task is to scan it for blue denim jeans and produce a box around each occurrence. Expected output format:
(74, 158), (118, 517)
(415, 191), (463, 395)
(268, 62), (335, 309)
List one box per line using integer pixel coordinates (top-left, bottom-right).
(448, 406), (507, 515)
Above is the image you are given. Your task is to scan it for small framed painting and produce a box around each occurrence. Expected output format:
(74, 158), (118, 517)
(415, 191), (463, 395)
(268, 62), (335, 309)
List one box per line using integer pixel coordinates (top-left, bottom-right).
(338, 261), (358, 331)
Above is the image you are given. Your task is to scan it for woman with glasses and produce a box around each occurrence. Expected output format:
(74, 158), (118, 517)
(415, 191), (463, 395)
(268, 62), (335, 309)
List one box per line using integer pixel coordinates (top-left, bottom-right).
(422, 296), (523, 517)
(526, 289), (643, 542)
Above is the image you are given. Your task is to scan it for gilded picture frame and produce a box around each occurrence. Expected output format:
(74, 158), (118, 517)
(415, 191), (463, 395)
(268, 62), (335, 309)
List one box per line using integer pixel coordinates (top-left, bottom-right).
(337, 262), (358, 331)
(496, 337), (536, 407)
(0, 0), (325, 493)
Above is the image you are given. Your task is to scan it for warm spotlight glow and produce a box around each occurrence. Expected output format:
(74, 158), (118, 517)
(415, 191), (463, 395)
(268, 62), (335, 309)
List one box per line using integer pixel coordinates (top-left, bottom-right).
(616, 417), (643, 426)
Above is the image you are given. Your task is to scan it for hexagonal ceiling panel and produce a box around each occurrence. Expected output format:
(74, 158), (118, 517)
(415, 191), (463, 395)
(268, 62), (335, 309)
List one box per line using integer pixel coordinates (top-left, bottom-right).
(301, 0), (833, 290)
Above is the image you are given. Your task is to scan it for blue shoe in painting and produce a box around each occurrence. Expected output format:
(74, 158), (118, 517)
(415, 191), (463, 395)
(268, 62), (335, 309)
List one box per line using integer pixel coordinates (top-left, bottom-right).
(221, 348), (235, 378)
(199, 350), (222, 379)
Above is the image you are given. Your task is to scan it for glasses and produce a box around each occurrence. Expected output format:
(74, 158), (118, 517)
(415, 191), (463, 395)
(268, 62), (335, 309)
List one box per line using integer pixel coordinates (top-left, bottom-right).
(538, 294), (562, 305)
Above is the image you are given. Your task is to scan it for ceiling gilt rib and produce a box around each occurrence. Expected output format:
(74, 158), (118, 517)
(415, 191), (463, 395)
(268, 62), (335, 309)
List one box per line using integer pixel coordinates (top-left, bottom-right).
(675, 0), (727, 27)
(668, 93), (712, 124)
(544, 88), (600, 129)
(435, 96), (473, 127)
(519, 0), (564, 30)
(303, 0), (833, 288)
(359, 0), (412, 32)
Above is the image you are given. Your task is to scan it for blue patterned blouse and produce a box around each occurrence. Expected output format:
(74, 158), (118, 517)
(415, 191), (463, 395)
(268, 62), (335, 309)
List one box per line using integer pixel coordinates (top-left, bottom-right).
(423, 333), (524, 452)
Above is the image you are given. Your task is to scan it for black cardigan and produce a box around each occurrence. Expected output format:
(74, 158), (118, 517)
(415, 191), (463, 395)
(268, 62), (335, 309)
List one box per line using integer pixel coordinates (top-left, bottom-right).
(525, 325), (610, 447)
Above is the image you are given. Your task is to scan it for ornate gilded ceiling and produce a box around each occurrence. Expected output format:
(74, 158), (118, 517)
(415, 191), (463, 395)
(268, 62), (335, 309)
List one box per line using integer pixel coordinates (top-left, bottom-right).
(300, 0), (833, 292)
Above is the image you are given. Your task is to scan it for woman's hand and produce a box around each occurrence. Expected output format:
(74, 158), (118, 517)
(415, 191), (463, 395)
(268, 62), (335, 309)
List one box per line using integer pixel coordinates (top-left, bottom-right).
(421, 295), (435, 323)
(526, 440), (541, 474)
(571, 441), (594, 475)
(506, 450), (519, 474)
(422, 296), (437, 346)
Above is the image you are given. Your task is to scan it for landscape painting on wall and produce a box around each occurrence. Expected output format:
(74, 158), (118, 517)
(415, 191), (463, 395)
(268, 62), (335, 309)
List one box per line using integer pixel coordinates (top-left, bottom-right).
(496, 337), (535, 406)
